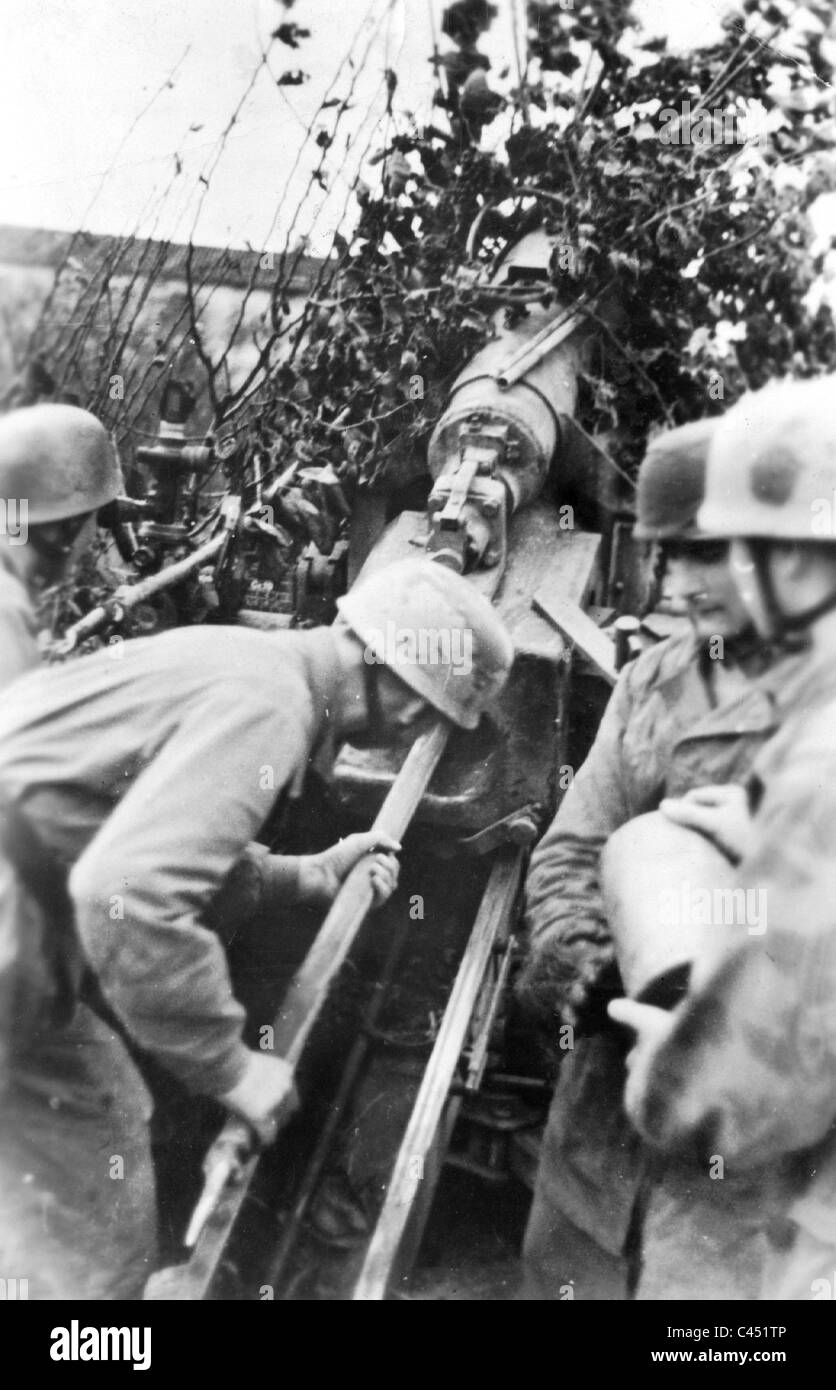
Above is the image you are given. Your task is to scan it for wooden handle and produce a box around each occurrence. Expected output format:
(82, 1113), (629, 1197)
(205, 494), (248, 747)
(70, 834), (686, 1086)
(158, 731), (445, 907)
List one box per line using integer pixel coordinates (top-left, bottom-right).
(279, 720), (450, 1065)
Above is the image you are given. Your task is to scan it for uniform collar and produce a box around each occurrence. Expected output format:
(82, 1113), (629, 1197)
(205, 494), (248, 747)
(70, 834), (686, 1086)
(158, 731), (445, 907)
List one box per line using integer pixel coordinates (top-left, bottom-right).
(676, 638), (809, 742)
(771, 626), (836, 726)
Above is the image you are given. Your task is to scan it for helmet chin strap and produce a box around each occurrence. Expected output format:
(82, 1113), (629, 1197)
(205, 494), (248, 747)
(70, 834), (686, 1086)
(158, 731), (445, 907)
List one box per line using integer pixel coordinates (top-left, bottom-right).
(743, 541), (836, 651)
(361, 659), (386, 739)
(342, 663), (387, 750)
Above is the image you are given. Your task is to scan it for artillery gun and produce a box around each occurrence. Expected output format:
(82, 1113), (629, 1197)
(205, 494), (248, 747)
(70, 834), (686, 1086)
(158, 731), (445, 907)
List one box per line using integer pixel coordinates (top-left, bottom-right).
(58, 230), (641, 1301)
(301, 231), (636, 1300)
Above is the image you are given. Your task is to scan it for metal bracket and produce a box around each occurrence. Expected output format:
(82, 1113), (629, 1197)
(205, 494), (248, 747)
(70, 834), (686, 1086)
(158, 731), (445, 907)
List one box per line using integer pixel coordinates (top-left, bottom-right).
(459, 803), (543, 856)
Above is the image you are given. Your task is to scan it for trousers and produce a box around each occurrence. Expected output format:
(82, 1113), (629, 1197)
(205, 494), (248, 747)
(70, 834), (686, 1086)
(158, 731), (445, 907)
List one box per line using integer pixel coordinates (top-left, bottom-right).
(0, 999), (156, 1299)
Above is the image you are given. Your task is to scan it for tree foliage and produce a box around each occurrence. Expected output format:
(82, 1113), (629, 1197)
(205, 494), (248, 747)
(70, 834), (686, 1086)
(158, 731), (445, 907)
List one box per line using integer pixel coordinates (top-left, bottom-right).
(242, 0), (836, 494)
(18, 0), (836, 527)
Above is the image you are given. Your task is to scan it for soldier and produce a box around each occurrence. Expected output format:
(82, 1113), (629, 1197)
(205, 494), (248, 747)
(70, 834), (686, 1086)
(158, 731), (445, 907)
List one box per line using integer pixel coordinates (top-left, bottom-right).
(609, 374), (836, 1301)
(0, 405), (132, 1296)
(517, 417), (812, 1301)
(0, 401), (399, 1264)
(0, 557), (512, 1299)
(0, 403), (124, 690)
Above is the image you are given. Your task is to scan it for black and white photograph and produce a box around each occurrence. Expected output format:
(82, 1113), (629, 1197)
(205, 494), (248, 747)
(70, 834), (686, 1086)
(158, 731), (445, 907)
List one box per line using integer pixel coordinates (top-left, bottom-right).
(0, 0), (835, 1348)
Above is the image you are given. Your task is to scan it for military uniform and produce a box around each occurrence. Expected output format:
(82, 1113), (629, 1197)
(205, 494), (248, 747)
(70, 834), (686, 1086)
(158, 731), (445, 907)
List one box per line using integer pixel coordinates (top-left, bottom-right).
(0, 623), (341, 1297)
(521, 628), (807, 1300)
(627, 632), (836, 1300)
(0, 558), (39, 691)
(0, 553), (41, 1097)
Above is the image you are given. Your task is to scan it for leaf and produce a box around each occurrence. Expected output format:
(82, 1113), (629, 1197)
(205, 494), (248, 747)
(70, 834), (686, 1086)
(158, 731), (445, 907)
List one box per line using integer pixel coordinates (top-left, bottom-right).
(272, 23), (310, 47)
(610, 250), (642, 277)
(552, 51), (581, 77)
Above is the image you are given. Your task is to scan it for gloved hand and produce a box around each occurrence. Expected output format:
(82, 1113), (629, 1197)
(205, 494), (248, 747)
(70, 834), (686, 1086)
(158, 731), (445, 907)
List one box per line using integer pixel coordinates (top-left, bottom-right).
(514, 935), (623, 1041)
(220, 1052), (298, 1148)
(300, 831), (402, 909)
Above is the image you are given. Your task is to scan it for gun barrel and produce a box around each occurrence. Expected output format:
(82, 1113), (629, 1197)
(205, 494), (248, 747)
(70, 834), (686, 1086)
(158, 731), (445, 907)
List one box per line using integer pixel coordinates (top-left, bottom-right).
(55, 533), (227, 654)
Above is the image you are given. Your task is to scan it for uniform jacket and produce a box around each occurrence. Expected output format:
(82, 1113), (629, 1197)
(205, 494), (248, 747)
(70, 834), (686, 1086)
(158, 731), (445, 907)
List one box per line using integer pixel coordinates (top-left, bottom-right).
(0, 559), (39, 692)
(628, 632), (836, 1297)
(0, 556), (42, 1084)
(0, 624), (342, 1100)
(523, 629), (808, 1260)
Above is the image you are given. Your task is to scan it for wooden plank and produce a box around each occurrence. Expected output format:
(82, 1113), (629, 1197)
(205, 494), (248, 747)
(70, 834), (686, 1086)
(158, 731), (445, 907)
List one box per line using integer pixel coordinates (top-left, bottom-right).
(532, 588), (617, 686)
(370, 932), (518, 1297)
(352, 850), (524, 1301)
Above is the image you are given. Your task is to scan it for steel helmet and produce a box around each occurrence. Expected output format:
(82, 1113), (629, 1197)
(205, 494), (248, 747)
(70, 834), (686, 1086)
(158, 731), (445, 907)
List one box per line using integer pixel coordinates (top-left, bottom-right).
(336, 558), (514, 730)
(633, 417), (720, 542)
(699, 375), (836, 541)
(0, 404), (123, 525)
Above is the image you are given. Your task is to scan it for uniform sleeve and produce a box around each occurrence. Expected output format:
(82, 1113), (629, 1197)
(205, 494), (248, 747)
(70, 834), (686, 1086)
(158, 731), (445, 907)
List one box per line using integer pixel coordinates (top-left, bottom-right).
(68, 682), (311, 1099)
(517, 660), (640, 1028)
(206, 844), (306, 946)
(628, 717), (836, 1169)
(207, 842), (272, 947)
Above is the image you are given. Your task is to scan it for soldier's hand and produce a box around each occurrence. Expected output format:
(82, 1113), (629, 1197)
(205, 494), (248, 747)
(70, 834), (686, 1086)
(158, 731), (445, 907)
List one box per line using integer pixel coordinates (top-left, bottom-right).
(304, 832), (402, 908)
(514, 937), (621, 1039)
(607, 997), (674, 1121)
(220, 1053), (298, 1148)
(659, 784), (753, 864)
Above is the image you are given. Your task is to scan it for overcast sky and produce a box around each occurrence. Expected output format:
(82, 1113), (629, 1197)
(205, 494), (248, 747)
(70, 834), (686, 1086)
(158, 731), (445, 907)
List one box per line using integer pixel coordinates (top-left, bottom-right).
(0, 0), (732, 252)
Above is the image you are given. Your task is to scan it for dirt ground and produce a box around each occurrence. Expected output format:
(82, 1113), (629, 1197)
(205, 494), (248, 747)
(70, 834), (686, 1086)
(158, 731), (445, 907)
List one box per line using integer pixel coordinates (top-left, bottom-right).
(406, 1168), (532, 1301)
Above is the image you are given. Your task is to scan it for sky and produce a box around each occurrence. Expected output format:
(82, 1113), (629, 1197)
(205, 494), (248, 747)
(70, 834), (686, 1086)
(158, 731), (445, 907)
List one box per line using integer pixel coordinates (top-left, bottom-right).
(0, 0), (736, 254)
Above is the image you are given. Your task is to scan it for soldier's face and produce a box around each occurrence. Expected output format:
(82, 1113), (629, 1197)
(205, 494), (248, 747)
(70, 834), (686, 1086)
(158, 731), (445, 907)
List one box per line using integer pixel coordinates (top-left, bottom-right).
(729, 538), (836, 641)
(350, 663), (434, 748)
(27, 511), (97, 587)
(662, 541), (752, 640)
